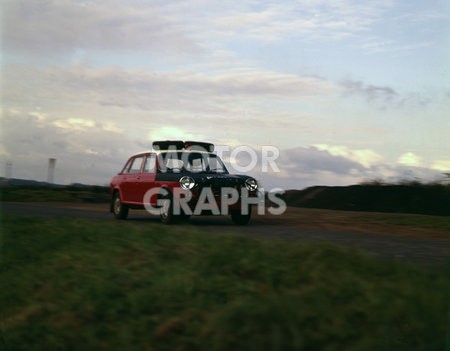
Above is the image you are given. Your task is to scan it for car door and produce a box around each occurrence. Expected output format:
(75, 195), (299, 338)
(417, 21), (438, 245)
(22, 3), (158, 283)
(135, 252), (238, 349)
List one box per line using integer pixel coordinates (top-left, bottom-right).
(136, 153), (157, 205)
(122, 155), (144, 203)
(118, 157), (133, 203)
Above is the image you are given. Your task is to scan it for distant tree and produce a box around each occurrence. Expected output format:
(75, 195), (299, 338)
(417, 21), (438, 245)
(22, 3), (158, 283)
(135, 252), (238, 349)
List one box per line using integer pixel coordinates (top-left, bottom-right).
(443, 173), (450, 184)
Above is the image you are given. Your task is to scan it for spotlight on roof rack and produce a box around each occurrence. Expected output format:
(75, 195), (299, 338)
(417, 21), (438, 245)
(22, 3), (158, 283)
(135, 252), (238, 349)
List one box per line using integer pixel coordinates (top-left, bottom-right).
(152, 140), (185, 150)
(184, 141), (214, 152)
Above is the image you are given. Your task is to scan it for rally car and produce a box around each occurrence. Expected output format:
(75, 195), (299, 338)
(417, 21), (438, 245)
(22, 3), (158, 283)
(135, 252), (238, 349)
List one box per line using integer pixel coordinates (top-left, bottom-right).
(109, 140), (259, 224)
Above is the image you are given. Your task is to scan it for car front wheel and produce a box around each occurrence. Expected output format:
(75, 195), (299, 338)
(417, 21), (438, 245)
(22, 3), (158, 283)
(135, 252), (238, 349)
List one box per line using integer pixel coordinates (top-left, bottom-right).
(159, 197), (178, 225)
(113, 192), (129, 220)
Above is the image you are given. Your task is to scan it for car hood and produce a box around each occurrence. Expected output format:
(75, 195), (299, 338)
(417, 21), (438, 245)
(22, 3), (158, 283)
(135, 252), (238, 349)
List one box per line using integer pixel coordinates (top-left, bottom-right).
(155, 172), (253, 185)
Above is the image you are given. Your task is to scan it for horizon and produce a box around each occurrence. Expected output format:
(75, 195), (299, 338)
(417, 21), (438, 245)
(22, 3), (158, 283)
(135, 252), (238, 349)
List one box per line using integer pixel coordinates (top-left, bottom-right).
(1, 165), (448, 191)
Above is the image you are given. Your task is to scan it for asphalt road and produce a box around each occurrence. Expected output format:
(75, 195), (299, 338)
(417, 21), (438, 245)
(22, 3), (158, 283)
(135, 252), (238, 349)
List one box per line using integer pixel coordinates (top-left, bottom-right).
(2, 202), (450, 266)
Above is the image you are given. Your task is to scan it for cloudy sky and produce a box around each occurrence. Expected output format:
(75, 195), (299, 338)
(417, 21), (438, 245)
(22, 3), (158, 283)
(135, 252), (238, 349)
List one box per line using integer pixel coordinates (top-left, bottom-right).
(1, 0), (449, 189)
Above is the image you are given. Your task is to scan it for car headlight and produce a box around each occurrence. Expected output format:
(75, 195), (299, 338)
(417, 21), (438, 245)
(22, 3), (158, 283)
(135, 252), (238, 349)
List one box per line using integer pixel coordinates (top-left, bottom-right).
(180, 176), (195, 190)
(245, 178), (258, 191)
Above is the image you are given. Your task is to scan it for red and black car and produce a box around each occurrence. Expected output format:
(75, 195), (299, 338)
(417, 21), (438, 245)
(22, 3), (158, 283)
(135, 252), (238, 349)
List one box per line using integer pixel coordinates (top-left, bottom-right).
(110, 141), (259, 224)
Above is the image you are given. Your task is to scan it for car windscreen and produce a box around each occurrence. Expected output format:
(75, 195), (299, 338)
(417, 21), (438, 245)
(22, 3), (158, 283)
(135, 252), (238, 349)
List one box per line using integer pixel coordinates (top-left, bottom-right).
(157, 152), (228, 174)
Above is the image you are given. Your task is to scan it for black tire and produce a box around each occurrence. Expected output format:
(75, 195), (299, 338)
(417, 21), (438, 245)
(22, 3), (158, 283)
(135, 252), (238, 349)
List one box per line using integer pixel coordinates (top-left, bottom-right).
(179, 212), (191, 223)
(230, 207), (252, 225)
(112, 192), (129, 220)
(159, 196), (179, 225)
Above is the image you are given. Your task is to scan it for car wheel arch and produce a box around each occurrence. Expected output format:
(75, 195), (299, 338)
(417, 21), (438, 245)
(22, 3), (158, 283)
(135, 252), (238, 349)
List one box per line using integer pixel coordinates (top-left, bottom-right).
(113, 187), (124, 199)
(110, 188), (124, 209)
(157, 186), (173, 200)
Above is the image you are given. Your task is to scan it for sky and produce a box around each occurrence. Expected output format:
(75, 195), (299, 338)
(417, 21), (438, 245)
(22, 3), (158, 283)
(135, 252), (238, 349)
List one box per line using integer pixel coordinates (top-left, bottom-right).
(1, 0), (449, 189)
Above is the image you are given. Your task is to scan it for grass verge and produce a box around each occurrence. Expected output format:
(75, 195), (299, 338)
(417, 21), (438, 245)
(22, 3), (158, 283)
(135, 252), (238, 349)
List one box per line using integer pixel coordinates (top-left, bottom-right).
(257, 207), (450, 240)
(353, 213), (450, 231)
(1, 215), (449, 351)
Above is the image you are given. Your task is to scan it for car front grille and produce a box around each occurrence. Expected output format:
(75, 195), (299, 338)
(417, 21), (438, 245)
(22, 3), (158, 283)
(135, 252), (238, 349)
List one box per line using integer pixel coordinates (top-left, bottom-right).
(196, 178), (242, 196)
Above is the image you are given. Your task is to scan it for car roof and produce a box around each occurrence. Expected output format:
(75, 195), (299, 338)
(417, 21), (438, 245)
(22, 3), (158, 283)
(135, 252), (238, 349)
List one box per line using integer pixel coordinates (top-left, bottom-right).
(130, 150), (214, 158)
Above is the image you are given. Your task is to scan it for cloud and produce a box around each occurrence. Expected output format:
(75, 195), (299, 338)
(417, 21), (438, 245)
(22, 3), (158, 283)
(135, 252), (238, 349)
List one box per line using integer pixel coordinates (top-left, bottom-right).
(4, 63), (337, 113)
(102, 122), (124, 134)
(339, 79), (433, 109)
(313, 144), (383, 168)
(52, 118), (95, 131)
(224, 145), (368, 189)
(2, 61), (335, 155)
(3, 0), (399, 61)
(431, 160), (450, 172)
(0, 108), (138, 184)
(3, 0), (201, 57)
(398, 152), (423, 167)
(355, 37), (435, 54)
(0, 109), (445, 189)
(341, 79), (399, 105)
(188, 0), (395, 43)
(278, 146), (365, 175)
(226, 145), (444, 190)
(148, 127), (206, 144)
(0, 144), (11, 158)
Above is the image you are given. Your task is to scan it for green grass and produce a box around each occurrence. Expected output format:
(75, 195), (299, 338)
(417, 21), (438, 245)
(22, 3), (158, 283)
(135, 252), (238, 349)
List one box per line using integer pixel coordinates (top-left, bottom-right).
(1, 216), (449, 351)
(354, 213), (450, 231)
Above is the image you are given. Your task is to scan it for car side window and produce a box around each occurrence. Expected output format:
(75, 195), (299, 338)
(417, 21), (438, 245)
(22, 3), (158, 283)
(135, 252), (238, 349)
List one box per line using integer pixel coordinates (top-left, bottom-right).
(143, 155), (156, 173)
(128, 156), (144, 174)
(121, 159), (132, 174)
(189, 157), (204, 172)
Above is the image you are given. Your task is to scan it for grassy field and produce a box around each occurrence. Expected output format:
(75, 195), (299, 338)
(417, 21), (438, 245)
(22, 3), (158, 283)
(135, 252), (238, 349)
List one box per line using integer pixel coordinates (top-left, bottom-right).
(1, 215), (449, 350)
(257, 207), (450, 240)
(354, 213), (450, 231)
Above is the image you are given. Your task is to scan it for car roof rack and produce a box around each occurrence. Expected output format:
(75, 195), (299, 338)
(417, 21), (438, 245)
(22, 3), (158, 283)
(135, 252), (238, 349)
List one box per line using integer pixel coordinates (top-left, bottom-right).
(152, 140), (214, 152)
(184, 141), (214, 152)
(152, 140), (185, 150)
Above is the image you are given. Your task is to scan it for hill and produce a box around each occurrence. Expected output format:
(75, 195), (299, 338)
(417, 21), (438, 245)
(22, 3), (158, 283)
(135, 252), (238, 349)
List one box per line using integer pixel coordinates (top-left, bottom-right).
(0, 178), (110, 203)
(271, 183), (450, 216)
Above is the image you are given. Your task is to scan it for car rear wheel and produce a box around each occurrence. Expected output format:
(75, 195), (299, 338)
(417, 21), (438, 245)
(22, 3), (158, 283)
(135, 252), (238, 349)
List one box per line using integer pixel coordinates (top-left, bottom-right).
(230, 207), (251, 225)
(113, 192), (129, 220)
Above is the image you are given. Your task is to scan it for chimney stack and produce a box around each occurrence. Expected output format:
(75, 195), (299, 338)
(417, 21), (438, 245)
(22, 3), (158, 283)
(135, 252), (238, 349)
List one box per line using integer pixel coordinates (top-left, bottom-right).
(47, 158), (56, 184)
(5, 161), (12, 179)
